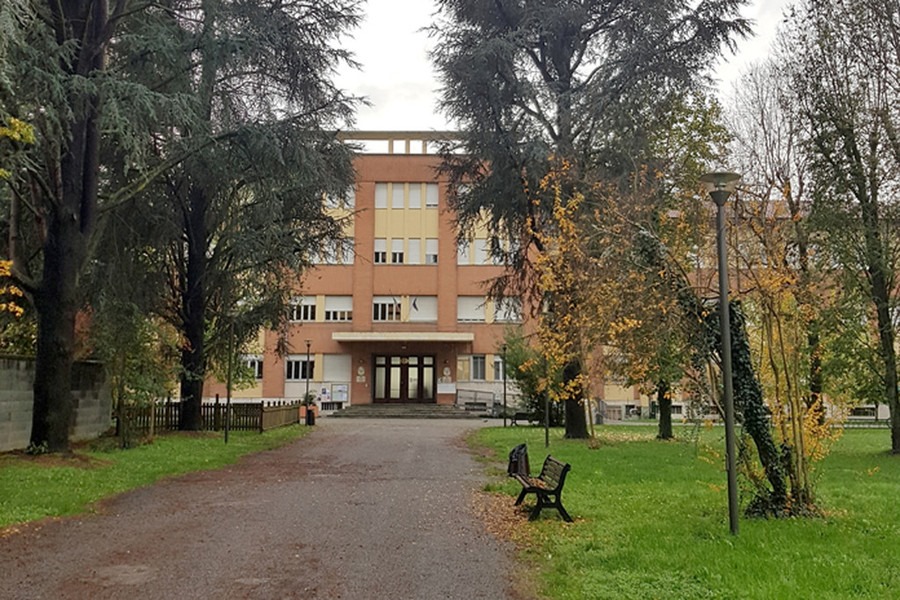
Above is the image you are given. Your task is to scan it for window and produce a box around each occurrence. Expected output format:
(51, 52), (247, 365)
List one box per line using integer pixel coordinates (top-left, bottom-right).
(493, 356), (504, 381)
(457, 296), (485, 322)
(324, 187), (355, 210)
(375, 183), (388, 209)
(391, 238), (404, 264)
(289, 297), (316, 322)
(243, 356), (263, 379)
(409, 296), (437, 322)
(494, 297), (522, 322)
(391, 183), (404, 209)
(407, 238), (421, 264)
(322, 354), (351, 381)
(373, 296), (401, 321)
(471, 355), (486, 380)
(457, 239), (471, 265)
(474, 238), (492, 265)
(408, 184), (422, 209)
(456, 356), (470, 381)
(425, 183), (439, 207)
(374, 238), (387, 264)
(324, 296), (353, 322)
(425, 238), (438, 264)
(313, 238), (353, 265)
(286, 359), (314, 381)
(341, 238), (355, 265)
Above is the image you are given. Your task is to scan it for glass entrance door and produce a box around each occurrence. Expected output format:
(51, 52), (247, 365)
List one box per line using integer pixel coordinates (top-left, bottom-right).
(374, 355), (435, 403)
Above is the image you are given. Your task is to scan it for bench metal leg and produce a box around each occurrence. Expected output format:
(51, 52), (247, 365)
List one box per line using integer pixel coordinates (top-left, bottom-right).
(515, 489), (528, 506)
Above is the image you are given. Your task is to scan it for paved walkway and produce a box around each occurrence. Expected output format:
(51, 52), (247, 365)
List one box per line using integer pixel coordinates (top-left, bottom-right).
(0, 419), (527, 599)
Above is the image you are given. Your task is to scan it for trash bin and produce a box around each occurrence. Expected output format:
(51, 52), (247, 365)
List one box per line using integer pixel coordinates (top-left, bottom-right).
(305, 404), (316, 426)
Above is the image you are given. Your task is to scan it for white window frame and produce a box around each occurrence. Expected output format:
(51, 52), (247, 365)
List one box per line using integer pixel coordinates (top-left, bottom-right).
(324, 296), (353, 322)
(471, 355), (486, 381)
(391, 183), (404, 209)
(407, 238), (422, 265)
(425, 183), (439, 208)
(372, 297), (401, 322)
(375, 183), (388, 209)
(391, 238), (404, 264)
(286, 358), (314, 381)
(374, 238), (387, 264)
(289, 297), (317, 322)
(425, 238), (438, 264)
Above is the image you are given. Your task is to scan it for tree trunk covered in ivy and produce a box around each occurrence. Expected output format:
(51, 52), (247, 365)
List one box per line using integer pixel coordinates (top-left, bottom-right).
(718, 302), (790, 515)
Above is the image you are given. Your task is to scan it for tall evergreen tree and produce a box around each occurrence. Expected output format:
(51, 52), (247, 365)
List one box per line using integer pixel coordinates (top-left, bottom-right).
(431, 0), (749, 438)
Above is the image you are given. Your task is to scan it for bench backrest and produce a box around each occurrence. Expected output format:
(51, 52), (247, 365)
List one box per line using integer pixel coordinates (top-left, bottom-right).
(538, 456), (570, 490)
(508, 443), (530, 477)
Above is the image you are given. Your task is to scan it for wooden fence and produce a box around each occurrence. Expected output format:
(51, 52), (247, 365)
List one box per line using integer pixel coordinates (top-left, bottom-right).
(121, 400), (302, 435)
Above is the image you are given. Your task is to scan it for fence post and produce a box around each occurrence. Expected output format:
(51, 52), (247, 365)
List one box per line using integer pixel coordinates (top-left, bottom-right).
(259, 401), (265, 433)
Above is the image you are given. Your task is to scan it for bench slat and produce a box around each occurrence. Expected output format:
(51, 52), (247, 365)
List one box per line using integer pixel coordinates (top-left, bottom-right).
(508, 444), (573, 522)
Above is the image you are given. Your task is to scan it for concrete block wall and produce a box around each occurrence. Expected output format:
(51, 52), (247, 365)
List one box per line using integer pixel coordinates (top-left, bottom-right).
(0, 357), (112, 452)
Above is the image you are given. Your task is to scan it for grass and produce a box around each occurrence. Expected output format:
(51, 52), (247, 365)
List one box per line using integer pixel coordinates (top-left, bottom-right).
(472, 425), (900, 600)
(0, 425), (308, 529)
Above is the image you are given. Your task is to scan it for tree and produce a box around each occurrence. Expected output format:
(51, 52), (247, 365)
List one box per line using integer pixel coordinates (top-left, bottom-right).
(783, 0), (900, 453)
(431, 0), (750, 439)
(1, 0), (360, 449)
(724, 60), (839, 511)
(115, 0), (359, 430)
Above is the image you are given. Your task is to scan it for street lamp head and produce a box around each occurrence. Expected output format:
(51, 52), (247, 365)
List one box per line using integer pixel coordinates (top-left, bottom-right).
(305, 339), (311, 349)
(700, 171), (742, 207)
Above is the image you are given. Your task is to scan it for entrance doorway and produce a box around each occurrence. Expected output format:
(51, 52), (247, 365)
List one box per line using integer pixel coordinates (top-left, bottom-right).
(373, 355), (436, 403)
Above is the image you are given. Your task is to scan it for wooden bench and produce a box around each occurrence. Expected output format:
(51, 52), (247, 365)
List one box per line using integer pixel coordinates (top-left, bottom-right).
(507, 443), (573, 522)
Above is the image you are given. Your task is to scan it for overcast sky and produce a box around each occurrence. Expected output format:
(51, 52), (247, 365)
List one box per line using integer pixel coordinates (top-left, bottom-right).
(336, 0), (792, 131)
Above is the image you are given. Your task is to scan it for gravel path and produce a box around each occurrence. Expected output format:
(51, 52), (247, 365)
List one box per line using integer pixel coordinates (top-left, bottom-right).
(1, 419), (528, 600)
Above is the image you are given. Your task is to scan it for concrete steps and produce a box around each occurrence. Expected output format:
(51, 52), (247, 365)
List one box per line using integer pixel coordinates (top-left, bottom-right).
(328, 403), (484, 419)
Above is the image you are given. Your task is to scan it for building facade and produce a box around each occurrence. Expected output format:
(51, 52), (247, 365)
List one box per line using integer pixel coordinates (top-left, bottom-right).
(205, 132), (520, 412)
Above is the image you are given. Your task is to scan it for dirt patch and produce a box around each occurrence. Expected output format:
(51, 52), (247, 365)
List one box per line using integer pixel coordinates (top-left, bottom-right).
(0, 449), (112, 469)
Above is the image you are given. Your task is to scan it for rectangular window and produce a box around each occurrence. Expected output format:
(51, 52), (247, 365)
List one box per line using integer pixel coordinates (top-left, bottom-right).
(425, 238), (438, 264)
(289, 297), (316, 322)
(243, 356), (264, 379)
(374, 238), (387, 264)
(324, 186), (355, 210)
(286, 359), (314, 381)
(457, 296), (485, 322)
(471, 355), (486, 381)
(457, 356), (471, 382)
(457, 239), (471, 265)
(341, 238), (355, 265)
(324, 296), (353, 322)
(391, 238), (404, 264)
(493, 357), (504, 381)
(494, 297), (522, 322)
(391, 183), (404, 209)
(373, 296), (401, 321)
(375, 183), (388, 209)
(409, 296), (437, 322)
(408, 184), (422, 209)
(407, 238), (421, 265)
(425, 183), (439, 208)
(474, 238), (491, 265)
(322, 354), (351, 382)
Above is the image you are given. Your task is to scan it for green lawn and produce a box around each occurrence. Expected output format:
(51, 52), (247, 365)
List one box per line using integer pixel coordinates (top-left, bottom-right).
(472, 425), (900, 600)
(0, 426), (307, 529)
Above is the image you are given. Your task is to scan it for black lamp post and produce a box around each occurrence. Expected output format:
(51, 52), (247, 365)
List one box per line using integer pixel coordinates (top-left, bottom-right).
(502, 344), (508, 427)
(304, 339), (314, 426)
(700, 170), (741, 536)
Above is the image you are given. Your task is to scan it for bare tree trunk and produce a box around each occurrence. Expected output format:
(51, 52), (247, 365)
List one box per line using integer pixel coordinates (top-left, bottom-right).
(657, 380), (673, 440)
(178, 183), (208, 430)
(562, 359), (588, 439)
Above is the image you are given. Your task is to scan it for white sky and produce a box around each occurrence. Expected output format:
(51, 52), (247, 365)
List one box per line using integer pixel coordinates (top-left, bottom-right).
(336, 0), (792, 131)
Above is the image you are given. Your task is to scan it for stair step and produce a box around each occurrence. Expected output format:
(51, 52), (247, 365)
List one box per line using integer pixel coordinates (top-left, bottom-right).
(329, 403), (485, 419)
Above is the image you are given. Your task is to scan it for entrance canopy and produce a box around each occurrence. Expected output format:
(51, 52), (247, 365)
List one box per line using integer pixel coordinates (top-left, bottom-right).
(332, 332), (474, 343)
